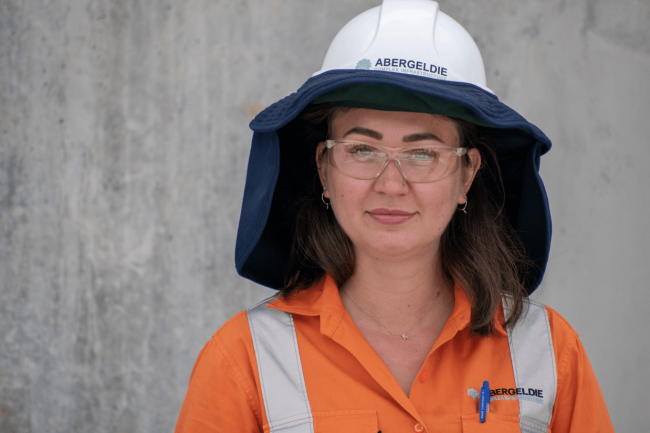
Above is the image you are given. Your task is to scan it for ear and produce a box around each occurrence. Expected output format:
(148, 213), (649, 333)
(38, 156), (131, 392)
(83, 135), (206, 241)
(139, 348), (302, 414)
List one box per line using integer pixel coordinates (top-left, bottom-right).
(458, 148), (481, 204)
(316, 142), (330, 198)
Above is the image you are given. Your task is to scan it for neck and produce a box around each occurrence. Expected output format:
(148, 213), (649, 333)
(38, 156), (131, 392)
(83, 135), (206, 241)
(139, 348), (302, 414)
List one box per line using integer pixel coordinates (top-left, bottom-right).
(341, 247), (454, 333)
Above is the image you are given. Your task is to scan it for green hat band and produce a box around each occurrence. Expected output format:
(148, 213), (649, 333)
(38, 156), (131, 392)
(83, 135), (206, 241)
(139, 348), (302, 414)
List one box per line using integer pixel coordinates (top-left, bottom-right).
(312, 83), (493, 128)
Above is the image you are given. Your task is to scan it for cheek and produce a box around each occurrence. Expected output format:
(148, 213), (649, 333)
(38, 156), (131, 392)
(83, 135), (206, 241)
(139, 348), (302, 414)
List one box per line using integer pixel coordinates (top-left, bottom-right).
(327, 168), (363, 205)
(413, 183), (461, 225)
(327, 179), (371, 233)
(330, 183), (362, 220)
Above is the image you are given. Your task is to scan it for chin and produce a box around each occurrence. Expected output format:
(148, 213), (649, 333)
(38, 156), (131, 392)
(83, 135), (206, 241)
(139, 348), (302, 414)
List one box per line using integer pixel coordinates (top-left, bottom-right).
(361, 232), (436, 258)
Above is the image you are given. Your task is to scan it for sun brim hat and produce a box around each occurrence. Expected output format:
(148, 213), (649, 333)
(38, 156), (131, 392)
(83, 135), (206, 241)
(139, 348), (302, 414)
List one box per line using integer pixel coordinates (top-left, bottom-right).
(235, 0), (552, 294)
(236, 70), (551, 293)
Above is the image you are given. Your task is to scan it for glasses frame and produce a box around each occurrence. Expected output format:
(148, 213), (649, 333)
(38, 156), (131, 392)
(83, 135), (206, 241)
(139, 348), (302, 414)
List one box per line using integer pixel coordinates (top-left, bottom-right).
(324, 139), (468, 183)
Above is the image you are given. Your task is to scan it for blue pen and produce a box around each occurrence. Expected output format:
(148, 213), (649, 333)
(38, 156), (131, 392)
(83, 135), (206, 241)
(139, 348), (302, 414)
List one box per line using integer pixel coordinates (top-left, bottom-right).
(479, 380), (490, 423)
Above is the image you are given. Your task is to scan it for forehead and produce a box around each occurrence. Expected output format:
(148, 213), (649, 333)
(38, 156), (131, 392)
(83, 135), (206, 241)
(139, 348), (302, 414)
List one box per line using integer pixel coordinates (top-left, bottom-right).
(329, 108), (459, 145)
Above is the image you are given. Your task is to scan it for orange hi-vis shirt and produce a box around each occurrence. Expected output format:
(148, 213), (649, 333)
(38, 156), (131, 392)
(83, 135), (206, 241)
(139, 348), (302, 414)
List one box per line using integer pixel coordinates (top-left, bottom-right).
(175, 276), (614, 433)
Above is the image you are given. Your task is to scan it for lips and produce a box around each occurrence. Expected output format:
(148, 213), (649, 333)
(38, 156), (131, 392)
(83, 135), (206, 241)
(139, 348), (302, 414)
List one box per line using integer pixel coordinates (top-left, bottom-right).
(368, 208), (415, 225)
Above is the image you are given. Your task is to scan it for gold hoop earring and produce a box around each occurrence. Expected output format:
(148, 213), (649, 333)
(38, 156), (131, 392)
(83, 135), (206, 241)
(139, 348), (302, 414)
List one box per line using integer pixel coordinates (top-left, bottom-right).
(457, 201), (467, 214)
(322, 193), (330, 210)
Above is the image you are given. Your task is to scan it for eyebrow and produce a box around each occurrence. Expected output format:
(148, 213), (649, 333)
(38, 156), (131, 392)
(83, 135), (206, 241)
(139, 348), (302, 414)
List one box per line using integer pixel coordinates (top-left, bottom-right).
(402, 132), (444, 143)
(343, 127), (383, 140)
(342, 128), (444, 144)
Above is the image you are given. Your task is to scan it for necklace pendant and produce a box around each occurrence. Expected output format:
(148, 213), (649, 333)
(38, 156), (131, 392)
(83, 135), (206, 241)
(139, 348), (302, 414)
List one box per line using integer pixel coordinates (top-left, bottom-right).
(401, 333), (408, 340)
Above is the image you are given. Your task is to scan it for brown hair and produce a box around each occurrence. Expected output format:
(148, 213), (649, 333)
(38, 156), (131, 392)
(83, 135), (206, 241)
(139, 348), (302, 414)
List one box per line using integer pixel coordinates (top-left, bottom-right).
(283, 104), (533, 336)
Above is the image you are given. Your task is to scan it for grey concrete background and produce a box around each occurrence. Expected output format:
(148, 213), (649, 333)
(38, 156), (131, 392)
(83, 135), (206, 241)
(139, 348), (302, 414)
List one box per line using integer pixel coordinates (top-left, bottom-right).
(0, 0), (647, 432)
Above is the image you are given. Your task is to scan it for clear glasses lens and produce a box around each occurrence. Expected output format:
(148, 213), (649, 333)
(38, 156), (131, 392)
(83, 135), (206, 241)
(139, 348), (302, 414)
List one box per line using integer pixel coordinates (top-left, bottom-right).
(326, 141), (466, 183)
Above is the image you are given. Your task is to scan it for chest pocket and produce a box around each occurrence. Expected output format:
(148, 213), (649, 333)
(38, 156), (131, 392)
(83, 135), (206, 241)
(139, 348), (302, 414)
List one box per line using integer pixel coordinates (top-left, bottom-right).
(261, 410), (378, 433)
(462, 413), (531, 433)
(313, 410), (378, 433)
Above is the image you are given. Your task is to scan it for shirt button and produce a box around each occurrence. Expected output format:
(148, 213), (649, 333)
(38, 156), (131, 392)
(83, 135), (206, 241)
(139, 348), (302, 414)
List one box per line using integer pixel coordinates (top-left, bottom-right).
(419, 371), (428, 382)
(414, 423), (424, 432)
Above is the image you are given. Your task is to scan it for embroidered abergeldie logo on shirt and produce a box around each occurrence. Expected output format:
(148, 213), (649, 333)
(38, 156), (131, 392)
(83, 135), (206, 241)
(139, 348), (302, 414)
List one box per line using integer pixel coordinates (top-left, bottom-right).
(468, 387), (544, 404)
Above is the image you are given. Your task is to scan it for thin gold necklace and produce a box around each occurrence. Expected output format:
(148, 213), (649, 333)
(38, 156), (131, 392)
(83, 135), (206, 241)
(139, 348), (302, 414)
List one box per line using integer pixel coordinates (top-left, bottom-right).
(342, 290), (436, 341)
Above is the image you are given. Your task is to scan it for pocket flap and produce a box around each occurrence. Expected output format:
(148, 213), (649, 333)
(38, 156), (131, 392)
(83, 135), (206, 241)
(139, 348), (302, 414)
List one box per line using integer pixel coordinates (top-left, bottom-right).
(461, 413), (522, 433)
(313, 410), (378, 433)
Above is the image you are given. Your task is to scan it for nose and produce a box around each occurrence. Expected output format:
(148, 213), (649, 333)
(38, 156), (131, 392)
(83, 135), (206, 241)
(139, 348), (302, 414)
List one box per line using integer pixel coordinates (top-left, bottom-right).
(373, 159), (409, 193)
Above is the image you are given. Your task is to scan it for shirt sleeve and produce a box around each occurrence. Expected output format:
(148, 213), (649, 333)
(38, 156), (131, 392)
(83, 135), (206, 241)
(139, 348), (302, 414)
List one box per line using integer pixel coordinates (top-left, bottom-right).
(549, 316), (615, 433)
(174, 333), (263, 433)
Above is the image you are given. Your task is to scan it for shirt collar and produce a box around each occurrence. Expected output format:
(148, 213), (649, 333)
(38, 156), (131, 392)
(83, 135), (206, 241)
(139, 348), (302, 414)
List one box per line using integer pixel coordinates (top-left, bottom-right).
(449, 283), (507, 337)
(268, 275), (346, 337)
(268, 275), (507, 337)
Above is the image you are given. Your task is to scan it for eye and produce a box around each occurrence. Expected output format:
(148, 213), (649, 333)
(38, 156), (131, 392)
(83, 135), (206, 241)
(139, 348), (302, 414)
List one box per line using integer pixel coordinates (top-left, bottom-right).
(347, 143), (384, 158)
(400, 148), (437, 161)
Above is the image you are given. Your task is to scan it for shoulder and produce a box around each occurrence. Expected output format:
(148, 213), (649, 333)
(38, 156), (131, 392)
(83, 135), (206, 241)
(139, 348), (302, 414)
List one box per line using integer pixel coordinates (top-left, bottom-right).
(538, 303), (581, 365)
(212, 309), (255, 351)
(519, 299), (579, 343)
(533, 302), (605, 407)
(174, 310), (264, 433)
(191, 309), (259, 392)
(538, 304), (587, 387)
(204, 309), (262, 391)
(514, 300), (586, 390)
(521, 301), (581, 372)
(532, 303), (615, 431)
(542, 303), (578, 338)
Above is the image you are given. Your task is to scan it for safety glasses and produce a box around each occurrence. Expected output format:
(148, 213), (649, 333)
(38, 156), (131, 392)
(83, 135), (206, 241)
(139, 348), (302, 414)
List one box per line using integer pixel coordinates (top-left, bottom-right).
(324, 140), (467, 183)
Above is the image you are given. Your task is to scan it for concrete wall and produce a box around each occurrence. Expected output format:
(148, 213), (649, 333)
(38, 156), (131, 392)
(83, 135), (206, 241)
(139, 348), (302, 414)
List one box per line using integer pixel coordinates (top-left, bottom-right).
(0, 0), (647, 431)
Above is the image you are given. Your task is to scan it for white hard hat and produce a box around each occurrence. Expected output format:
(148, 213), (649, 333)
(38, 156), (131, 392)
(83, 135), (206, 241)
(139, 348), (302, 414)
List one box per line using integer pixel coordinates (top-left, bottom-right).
(313, 0), (491, 93)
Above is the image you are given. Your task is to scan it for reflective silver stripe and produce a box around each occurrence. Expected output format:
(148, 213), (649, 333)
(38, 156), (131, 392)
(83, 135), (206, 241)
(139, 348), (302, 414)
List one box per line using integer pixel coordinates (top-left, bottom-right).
(247, 303), (314, 433)
(503, 298), (558, 433)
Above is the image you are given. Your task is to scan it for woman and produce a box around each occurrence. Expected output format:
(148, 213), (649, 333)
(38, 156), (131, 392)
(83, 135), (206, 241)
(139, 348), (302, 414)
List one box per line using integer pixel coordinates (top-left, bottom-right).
(175, 1), (613, 432)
